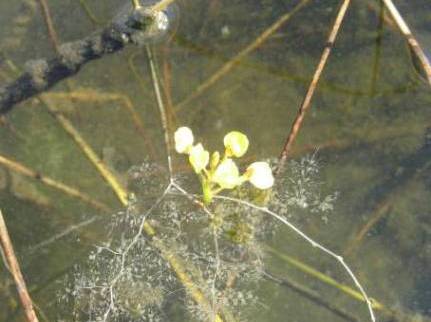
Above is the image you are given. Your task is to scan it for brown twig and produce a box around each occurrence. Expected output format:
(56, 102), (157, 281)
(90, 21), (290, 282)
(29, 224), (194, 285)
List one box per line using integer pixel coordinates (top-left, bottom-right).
(0, 210), (39, 322)
(36, 0), (60, 54)
(0, 154), (111, 212)
(382, 0), (431, 86)
(277, 0), (351, 174)
(45, 90), (158, 160)
(174, 0), (311, 111)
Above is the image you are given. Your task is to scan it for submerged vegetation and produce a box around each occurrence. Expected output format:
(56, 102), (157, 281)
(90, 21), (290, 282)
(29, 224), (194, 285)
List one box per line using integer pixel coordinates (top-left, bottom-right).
(0, 0), (430, 322)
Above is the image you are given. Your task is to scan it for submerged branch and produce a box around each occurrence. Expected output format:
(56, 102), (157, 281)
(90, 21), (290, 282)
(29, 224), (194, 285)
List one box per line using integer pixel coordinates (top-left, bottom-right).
(0, 154), (111, 212)
(0, 7), (154, 114)
(0, 210), (39, 322)
(382, 0), (431, 86)
(277, 0), (351, 173)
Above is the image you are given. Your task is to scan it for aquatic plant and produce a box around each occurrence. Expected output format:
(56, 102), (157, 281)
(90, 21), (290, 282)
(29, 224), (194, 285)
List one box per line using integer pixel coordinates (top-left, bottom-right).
(3, 0), (427, 321)
(174, 127), (274, 204)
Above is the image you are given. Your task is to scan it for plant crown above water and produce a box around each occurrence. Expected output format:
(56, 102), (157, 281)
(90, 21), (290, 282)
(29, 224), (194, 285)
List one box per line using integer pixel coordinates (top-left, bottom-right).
(174, 127), (274, 204)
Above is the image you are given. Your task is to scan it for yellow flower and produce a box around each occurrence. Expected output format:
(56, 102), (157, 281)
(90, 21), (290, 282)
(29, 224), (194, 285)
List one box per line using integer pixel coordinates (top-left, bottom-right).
(223, 131), (249, 158)
(174, 127), (194, 154)
(212, 158), (240, 189)
(189, 143), (209, 173)
(245, 162), (274, 189)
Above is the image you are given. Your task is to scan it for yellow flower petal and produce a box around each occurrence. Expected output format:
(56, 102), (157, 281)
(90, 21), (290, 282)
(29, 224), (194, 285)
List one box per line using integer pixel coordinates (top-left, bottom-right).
(223, 131), (249, 158)
(212, 158), (240, 189)
(189, 143), (209, 173)
(174, 127), (194, 154)
(246, 162), (274, 189)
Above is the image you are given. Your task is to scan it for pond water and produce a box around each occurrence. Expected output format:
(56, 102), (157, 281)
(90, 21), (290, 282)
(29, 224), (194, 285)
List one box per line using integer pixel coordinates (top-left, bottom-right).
(0, 0), (430, 321)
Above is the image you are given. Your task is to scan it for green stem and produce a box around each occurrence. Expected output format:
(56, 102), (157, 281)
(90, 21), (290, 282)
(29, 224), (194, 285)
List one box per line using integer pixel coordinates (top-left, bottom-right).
(132, 0), (141, 9)
(201, 178), (213, 205)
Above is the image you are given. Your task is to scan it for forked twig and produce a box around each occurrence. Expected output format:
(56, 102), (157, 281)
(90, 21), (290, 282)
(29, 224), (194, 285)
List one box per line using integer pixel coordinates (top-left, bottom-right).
(174, 0), (311, 111)
(382, 0), (431, 86)
(0, 210), (39, 322)
(277, 0), (351, 173)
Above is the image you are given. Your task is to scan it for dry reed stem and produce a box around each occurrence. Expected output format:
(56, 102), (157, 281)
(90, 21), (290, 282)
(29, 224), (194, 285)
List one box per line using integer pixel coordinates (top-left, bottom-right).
(45, 107), (130, 205)
(146, 46), (173, 176)
(128, 51), (177, 148)
(0, 210), (39, 322)
(277, 0), (351, 174)
(162, 44), (178, 129)
(45, 90), (158, 159)
(0, 154), (110, 212)
(174, 0), (311, 111)
(382, 0), (431, 86)
(36, 0), (60, 54)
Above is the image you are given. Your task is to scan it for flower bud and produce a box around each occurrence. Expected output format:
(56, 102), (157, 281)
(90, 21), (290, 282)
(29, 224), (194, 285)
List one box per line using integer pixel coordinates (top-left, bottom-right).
(174, 127), (194, 154)
(189, 143), (209, 173)
(246, 162), (274, 189)
(224, 131), (249, 158)
(212, 158), (240, 189)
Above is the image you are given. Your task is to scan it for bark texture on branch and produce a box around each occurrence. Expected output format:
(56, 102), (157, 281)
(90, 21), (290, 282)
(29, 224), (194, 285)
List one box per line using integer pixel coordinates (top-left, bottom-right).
(0, 8), (152, 114)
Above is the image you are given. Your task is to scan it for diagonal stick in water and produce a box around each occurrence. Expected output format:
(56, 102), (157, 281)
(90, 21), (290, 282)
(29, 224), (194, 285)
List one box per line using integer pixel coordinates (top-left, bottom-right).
(45, 90), (158, 160)
(36, 0), (60, 54)
(174, 0), (312, 111)
(381, 0), (431, 86)
(0, 154), (110, 212)
(277, 0), (351, 174)
(146, 45), (174, 177)
(0, 210), (39, 322)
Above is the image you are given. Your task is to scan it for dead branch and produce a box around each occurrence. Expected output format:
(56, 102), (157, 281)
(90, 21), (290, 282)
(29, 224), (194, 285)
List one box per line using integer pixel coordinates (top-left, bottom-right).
(0, 210), (39, 322)
(276, 0), (351, 174)
(382, 0), (431, 86)
(0, 7), (157, 114)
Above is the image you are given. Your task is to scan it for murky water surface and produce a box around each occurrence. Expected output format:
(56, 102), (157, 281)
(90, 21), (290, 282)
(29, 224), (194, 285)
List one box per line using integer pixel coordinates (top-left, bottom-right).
(0, 0), (430, 321)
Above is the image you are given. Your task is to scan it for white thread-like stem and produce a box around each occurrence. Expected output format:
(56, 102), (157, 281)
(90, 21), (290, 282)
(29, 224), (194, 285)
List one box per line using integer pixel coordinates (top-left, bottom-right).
(212, 195), (377, 322)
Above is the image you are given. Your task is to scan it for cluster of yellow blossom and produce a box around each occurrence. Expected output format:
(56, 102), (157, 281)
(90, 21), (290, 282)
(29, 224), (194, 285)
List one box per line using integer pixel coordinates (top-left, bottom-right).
(174, 127), (274, 204)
